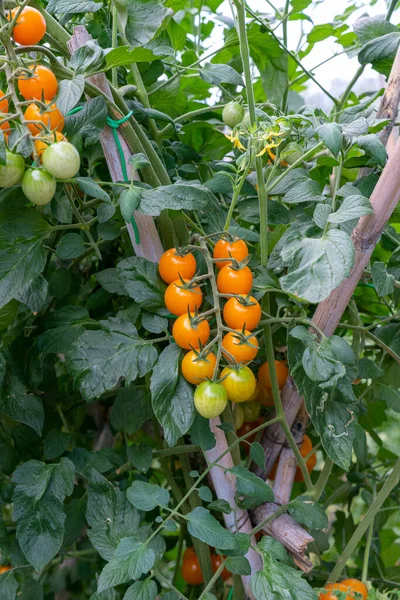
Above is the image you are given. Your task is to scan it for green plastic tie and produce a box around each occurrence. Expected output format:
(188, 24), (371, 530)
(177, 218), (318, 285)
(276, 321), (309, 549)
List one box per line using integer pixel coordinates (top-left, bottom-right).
(227, 587), (234, 600)
(67, 106), (140, 244)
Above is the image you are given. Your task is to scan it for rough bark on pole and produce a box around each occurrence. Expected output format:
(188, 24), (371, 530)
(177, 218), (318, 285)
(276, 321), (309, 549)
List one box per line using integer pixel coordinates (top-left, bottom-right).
(205, 418), (262, 599)
(254, 46), (400, 479)
(67, 26), (163, 262)
(250, 504), (314, 572)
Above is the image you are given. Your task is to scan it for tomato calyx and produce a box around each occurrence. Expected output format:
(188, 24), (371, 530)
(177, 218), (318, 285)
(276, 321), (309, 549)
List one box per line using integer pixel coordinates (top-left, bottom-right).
(212, 253), (250, 271)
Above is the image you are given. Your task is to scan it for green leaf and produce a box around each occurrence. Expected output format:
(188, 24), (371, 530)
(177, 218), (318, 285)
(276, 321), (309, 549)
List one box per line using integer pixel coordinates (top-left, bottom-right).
(250, 442), (266, 470)
(70, 41), (105, 75)
(249, 25), (288, 106)
(225, 555), (251, 575)
(200, 63), (244, 87)
(47, 0), (102, 12)
(358, 32), (400, 74)
(124, 580), (157, 600)
(288, 497), (328, 530)
(86, 469), (140, 561)
(189, 413), (216, 451)
(282, 178), (323, 204)
(125, 0), (171, 47)
(96, 268), (127, 295)
(198, 486), (213, 502)
(354, 14), (399, 45)
(43, 429), (71, 460)
(139, 183), (216, 217)
(117, 257), (166, 313)
(56, 77), (85, 115)
(207, 499), (232, 515)
(120, 188), (141, 222)
(90, 587), (120, 600)
(129, 153), (151, 171)
(328, 194), (373, 225)
(0, 372), (44, 436)
(251, 537), (318, 600)
(357, 134), (387, 166)
(97, 537), (156, 592)
(167, 18), (186, 51)
(110, 387), (153, 435)
(341, 117), (369, 138)
(307, 23), (335, 43)
(76, 177), (111, 203)
(186, 507), (238, 551)
(270, 168), (309, 195)
(20, 580), (44, 600)
(357, 357), (384, 380)
(141, 313), (168, 334)
(313, 204), (332, 229)
(16, 274), (48, 312)
(0, 300), (18, 332)
(127, 444), (153, 473)
(315, 123), (343, 156)
(105, 47), (159, 70)
(0, 570), (18, 600)
(371, 262), (395, 297)
(230, 465), (274, 509)
(127, 481), (170, 511)
(56, 233), (85, 259)
(35, 306), (91, 359)
(0, 207), (50, 309)
(280, 229), (355, 303)
(150, 344), (195, 446)
(377, 384), (400, 413)
(12, 458), (75, 571)
(66, 97), (108, 139)
(66, 317), (158, 401)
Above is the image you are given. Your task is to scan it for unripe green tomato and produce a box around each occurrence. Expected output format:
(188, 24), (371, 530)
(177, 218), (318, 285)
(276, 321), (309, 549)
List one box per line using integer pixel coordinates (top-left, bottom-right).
(242, 400), (261, 422)
(42, 141), (80, 180)
(222, 102), (245, 128)
(220, 366), (256, 403)
(234, 403), (244, 430)
(194, 381), (228, 419)
(241, 110), (252, 129)
(282, 142), (303, 165)
(22, 168), (56, 206)
(0, 150), (25, 188)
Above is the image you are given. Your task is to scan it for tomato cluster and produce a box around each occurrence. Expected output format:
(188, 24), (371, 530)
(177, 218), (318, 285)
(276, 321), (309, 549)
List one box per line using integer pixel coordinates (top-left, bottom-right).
(0, 10), (81, 205)
(158, 238), (291, 426)
(319, 579), (368, 600)
(181, 547), (230, 585)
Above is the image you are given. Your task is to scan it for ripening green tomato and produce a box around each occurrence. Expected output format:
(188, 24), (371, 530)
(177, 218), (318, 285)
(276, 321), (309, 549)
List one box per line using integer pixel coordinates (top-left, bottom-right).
(234, 403), (244, 430)
(42, 141), (80, 179)
(194, 381), (228, 419)
(282, 142), (303, 165)
(222, 102), (245, 128)
(22, 168), (56, 205)
(241, 400), (260, 422)
(220, 366), (256, 403)
(0, 150), (25, 188)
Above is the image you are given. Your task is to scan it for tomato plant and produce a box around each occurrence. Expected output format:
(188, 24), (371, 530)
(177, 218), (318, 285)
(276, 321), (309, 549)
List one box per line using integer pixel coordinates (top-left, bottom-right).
(1, 0), (400, 599)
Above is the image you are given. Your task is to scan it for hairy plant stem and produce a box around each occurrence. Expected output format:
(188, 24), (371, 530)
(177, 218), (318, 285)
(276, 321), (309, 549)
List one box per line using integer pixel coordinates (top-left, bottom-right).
(154, 570), (188, 600)
(198, 560), (227, 599)
(111, 5), (118, 88)
(64, 185), (101, 259)
(362, 519), (374, 583)
(233, 0), (313, 490)
(334, 65), (365, 115)
(386, 0), (398, 20)
(281, 0), (290, 111)
(224, 161), (251, 231)
(311, 457), (334, 501)
(328, 458), (400, 583)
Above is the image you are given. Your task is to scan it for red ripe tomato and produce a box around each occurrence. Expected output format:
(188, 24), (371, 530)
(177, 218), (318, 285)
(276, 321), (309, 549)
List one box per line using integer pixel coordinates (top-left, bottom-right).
(164, 279), (202, 316)
(181, 547), (203, 585)
(0, 566), (11, 574)
(223, 294), (261, 331)
(24, 102), (64, 135)
(237, 417), (263, 454)
(181, 351), (216, 385)
(258, 360), (288, 391)
(341, 579), (368, 599)
(172, 313), (210, 350)
(222, 330), (259, 364)
(217, 264), (253, 295)
(159, 248), (196, 284)
(319, 583), (352, 600)
(0, 91), (8, 114)
(211, 554), (230, 581)
(10, 7), (46, 46)
(213, 238), (248, 269)
(18, 65), (58, 101)
(269, 434), (316, 481)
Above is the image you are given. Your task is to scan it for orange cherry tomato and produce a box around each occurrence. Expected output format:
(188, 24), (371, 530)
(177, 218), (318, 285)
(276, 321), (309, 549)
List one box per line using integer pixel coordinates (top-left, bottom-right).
(10, 7), (46, 46)
(237, 417), (263, 454)
(0, 566), (11, 574)
(164, 279), (202, 316)
(341, 579), (368, 600)
(34, 131), (66, 158)
(217, 265), (253, 295)
(172, 313), (210, 350)
(18, 65), (58, 102)
(211, 554), (230, 581)
(24, 102), (64, 135)
(248, 381), (275, 407)
(0, 118), (10, 133)
(213, 238), (248, 269)
(159, 248), (197, 284)
(258, 359), (288, 391)
(269, 434), (316, 481)
(0, 91), (8, 114)
(222, 330), (259, 364)
(181, 350), (216, 385)
(223, 295), (261, 331)
(181, 547), (204, 585)
(319, 583), (352, 600)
